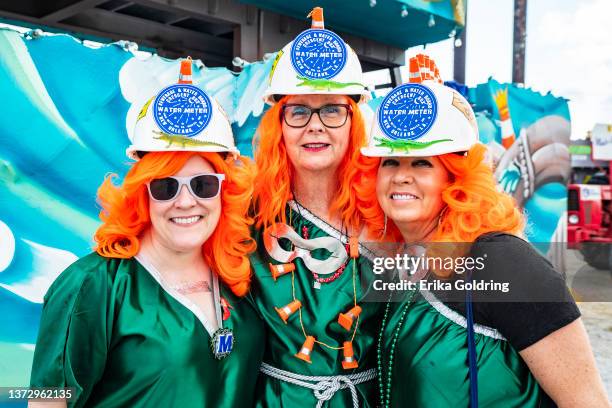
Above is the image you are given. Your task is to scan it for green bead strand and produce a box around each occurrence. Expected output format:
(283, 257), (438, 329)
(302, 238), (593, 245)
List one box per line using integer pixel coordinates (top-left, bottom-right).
(376, 289), (417, 408)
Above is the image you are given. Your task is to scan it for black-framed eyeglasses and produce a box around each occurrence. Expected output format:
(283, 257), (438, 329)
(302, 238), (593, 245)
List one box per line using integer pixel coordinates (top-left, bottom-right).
(281, 104), (352, 128)
(147, 173), (225, 201)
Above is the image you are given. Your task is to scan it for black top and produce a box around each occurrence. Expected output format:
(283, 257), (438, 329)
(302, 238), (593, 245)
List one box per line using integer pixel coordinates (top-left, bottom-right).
(432, 233), (580, 351)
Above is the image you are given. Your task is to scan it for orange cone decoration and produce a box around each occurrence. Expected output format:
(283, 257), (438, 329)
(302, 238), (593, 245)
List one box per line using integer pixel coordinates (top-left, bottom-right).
(178, 58), (193, 84)
(275, 300), (302, 323)
(295, 336), (316, 363)
(269, 262), (295, 280)
(308, 7), (324, 29)
(342, 341), (358, 369)
(408, 54), (443, 84)
(408, 58), (420, 83)
(349, 236), (359, 258)
(338, 305), (362, 331)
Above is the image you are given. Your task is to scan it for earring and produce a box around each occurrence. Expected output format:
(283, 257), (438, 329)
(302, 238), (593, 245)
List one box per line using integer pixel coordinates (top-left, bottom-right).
(382, 214), (388, 238)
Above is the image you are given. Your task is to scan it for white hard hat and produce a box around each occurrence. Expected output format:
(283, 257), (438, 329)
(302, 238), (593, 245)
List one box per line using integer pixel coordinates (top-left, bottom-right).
(361, 80), (479, 157)
(126, 59), (239, 160)
(263, 7), (370, 105)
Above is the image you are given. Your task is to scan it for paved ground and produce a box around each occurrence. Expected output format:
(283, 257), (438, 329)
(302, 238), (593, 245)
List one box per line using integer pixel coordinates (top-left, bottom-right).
(565, 249), (612, 397)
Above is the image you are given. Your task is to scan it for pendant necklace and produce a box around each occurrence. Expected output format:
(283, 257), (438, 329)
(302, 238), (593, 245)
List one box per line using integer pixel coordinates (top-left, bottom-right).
(210, 327), (234, 360)
(209, 269), (234, 360)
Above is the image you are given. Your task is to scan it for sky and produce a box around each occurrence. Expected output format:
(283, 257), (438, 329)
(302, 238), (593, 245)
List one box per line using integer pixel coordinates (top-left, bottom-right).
(402, 0), (612, 140)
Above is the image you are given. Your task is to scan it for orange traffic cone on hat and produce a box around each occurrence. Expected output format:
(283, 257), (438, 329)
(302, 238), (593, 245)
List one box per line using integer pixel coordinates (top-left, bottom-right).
(275, 300), (302, 323)
(178, 57), (193, 84)
(408, 54), (443, 84)
(338, 305), (362, 331)
(308, 7), (324, 29)
(295, 336), (316, 363)
(342, 341), (359, 369)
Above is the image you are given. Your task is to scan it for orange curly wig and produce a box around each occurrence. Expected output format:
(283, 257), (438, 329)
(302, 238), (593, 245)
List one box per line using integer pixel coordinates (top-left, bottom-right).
(355, 143), (525, 243)
(252, 96), (367, 233)
(94, 151), (256, 296)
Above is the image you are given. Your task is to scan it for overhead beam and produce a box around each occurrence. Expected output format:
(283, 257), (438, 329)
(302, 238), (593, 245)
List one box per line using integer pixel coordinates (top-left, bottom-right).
(41, 0), (109, 23)
(109, 2), (134, 12)
(61, 7), (232, 58)
(132, 0), (242, 25)
(0, 0), (405, 68)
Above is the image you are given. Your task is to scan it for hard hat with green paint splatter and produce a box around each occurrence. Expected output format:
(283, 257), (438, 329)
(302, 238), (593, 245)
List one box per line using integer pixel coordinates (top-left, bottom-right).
(126, 58), (239, 160)
(263, 7), (371, 105)
(362, 79), (479, 158)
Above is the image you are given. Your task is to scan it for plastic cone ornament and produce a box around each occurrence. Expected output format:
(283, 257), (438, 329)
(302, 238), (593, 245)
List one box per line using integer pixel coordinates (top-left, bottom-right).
(338, 305), (362, 331)
(295, 336), (316, 363)
(178, 58), (193, 84)
(269, 262), (295, 281)
(275, 300), (302, 323)
(308, 7), (324, 29)
(342, 341), (359, 369)
(408, 54), (443, 84)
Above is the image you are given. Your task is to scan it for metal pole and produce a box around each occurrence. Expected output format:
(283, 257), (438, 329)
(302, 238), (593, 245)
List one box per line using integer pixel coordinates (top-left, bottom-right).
(512, 0), (527, 84)
(453, 21), (467, 84)
(391, 66), (402, 87)
(257, 8), (264, 60)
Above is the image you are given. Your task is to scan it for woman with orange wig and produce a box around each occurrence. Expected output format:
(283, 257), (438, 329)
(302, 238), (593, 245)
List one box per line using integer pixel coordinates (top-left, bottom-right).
(29, 61), (264, 408)
(358, 69), (608, 406)
(248, 7), (381, 408)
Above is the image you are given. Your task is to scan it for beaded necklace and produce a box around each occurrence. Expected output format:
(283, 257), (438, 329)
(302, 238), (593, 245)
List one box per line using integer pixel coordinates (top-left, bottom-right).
(376, 289), (418, 408)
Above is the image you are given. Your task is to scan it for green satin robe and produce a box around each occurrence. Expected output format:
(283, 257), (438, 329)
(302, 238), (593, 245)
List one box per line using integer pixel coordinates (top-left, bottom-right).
(249, 201), (381, 407)
(30, 253), (264, 408)
(379, 290), (554, 407)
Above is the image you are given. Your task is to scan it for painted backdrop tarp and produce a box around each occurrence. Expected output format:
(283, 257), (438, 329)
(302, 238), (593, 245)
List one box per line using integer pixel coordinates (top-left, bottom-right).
(470, 79), (571, 244)
(0, 30), (570, 392)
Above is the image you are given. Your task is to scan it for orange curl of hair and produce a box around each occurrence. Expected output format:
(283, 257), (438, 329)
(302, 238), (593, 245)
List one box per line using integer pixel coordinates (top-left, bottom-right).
(356, 143), (524, 243)
(252, 96), (367, 233)
(94, 151), (256, 296)
(434, 144), (524, 242)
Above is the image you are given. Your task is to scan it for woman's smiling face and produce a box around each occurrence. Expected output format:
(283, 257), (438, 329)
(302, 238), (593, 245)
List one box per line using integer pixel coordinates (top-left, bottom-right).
(147, 155), (222, 255)
(281, 94), (352, 175)
(376, 156), (450, 238)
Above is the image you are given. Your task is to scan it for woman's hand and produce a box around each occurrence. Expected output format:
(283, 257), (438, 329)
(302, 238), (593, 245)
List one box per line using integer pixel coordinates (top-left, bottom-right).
(519, 318), (610, 407)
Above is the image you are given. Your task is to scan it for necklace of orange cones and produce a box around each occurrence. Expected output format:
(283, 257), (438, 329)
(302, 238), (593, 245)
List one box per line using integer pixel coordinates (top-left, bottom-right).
(269, 211), (363, 370)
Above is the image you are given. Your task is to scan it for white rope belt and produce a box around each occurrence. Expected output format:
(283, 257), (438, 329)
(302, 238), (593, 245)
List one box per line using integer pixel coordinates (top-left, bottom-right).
(260, 362), (376, 408)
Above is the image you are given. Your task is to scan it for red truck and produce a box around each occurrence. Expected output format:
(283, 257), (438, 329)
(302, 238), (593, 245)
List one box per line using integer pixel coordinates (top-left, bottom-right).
(567, 125), (612, 270)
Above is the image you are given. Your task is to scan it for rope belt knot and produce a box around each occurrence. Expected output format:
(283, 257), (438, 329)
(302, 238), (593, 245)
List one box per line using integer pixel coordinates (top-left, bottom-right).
(260, 362), (376, 408)
(313, 376), (355, 406)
